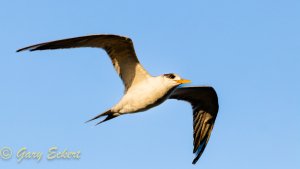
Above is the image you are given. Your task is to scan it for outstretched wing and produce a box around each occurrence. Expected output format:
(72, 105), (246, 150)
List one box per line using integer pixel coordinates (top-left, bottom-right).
(17, 34), (151, 92)
(169, 86), (219, 164)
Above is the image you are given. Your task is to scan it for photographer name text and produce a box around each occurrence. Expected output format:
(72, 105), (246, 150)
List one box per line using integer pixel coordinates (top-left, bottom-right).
(0, 146), (81, 163)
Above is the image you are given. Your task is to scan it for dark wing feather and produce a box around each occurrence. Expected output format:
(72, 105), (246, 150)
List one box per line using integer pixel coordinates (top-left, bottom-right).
(17, 34), (150, 91)
(169, 86), (219, 164)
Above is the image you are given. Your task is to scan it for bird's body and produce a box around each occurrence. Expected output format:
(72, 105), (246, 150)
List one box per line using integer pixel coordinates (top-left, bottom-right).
(17, 34), (219, 164)
(113, 75), (179, 114)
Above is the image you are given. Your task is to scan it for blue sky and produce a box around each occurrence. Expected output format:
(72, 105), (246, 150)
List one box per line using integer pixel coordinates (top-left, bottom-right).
(1, 0), (299, 168)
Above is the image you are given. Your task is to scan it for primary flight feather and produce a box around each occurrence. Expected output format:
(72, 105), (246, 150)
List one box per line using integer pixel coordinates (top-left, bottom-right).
(17, 34), (219, 164)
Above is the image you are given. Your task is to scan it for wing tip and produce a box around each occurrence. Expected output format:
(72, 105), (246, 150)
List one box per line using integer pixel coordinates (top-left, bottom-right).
(16, 34), (133, 53)
(16, 48), (25, 52)
(16, 46), (36, 53)
(192, 144), (206, 165)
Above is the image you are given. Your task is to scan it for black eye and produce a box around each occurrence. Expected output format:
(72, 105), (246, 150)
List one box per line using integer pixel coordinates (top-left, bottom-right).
(164, 73), (176, 79)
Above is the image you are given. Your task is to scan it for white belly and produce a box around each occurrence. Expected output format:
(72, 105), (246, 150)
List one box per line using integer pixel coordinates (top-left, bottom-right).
(111, 78), (177, 114)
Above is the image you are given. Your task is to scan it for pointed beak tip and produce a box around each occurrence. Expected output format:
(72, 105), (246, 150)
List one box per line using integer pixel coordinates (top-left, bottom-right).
(176, 79), (191, 84)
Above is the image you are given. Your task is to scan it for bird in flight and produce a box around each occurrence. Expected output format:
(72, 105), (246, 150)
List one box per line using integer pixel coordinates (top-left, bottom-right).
(17, 34), (219, 164)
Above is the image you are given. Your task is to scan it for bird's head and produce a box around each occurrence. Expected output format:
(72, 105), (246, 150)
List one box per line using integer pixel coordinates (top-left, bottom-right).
(161, 73), (191, 87)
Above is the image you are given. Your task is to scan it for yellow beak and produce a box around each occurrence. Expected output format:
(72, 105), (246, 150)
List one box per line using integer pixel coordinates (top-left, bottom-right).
(175, 79), (191, 84)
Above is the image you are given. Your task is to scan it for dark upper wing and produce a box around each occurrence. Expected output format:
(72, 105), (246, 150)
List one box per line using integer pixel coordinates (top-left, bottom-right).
(169, 86), (219, 164)
(17, 34), (151, 92)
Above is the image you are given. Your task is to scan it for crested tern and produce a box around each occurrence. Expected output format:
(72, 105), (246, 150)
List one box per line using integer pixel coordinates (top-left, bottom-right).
(17, 34), (219, 164)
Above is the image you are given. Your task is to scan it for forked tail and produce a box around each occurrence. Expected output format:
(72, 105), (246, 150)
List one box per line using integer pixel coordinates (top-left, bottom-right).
(86, 110), (118, 125)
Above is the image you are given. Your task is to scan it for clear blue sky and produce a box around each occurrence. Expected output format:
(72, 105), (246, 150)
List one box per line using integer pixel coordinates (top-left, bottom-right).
(1, 0), (299, 168)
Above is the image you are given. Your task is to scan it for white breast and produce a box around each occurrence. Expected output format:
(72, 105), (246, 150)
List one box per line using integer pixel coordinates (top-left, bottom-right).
(112, 76), (175, 114)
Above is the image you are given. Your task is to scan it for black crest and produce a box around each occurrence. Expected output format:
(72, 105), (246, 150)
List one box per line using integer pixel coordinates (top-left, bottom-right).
(164, 73), (176, 79)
